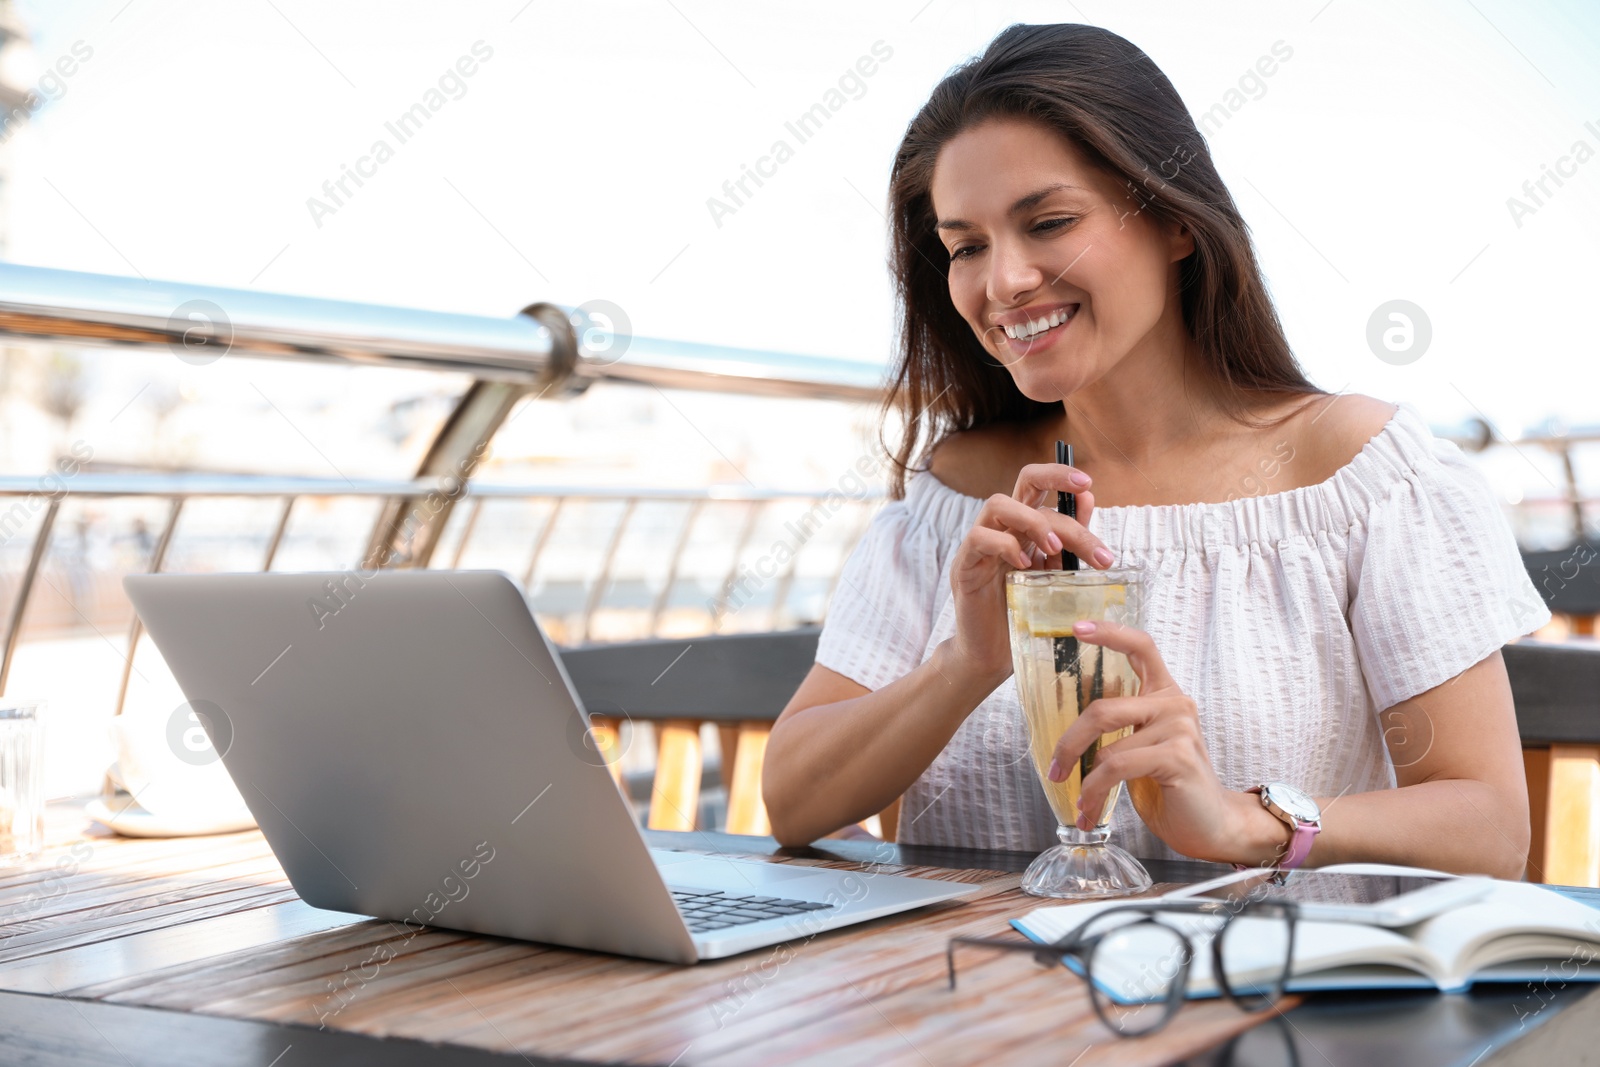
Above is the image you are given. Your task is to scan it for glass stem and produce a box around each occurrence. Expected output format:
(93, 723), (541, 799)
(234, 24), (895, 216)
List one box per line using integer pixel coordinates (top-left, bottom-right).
(1057, 822), (1109, 846)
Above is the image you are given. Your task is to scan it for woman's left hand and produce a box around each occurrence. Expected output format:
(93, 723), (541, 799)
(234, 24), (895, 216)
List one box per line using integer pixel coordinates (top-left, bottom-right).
(1049, 618), (1264, 864)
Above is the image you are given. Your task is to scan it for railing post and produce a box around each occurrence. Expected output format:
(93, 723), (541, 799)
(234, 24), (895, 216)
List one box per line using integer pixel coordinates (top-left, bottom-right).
(0, 497), (61, 695)
(361, 302), (579, 572)
(577, 499), (637, 645)
(709, 501), (765, 629)
(448, 497), (487, 569)
(361, 380), (523, 571)
(1558, 444), (1586, 543)
(766, 496), (823, 631)
(520, 497), (566, 591)
(113, 497), (184, 719)
(649, 499), (703, 637)
(261, 496), (296, 571)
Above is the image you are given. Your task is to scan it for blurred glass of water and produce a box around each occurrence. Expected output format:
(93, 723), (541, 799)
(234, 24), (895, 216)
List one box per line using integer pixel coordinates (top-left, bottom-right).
(0, 700), (44, 864)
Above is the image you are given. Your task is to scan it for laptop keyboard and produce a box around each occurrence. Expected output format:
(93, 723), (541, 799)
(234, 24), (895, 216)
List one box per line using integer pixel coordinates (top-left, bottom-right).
(670, 888), (835, 934)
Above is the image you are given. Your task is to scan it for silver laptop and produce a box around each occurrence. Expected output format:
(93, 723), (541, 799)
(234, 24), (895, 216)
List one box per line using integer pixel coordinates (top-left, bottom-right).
(124, 570), (973, 964)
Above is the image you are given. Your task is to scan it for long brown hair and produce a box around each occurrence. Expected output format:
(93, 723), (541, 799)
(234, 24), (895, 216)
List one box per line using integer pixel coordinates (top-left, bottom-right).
(881, 22), (1323, 498)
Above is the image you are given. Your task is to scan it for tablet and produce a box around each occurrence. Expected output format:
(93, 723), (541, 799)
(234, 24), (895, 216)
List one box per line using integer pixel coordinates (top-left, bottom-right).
(1164, 869), (1494, 926)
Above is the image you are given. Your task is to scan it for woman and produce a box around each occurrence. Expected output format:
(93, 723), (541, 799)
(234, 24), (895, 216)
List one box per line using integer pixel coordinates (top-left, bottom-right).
(761, 23), (1547, 879)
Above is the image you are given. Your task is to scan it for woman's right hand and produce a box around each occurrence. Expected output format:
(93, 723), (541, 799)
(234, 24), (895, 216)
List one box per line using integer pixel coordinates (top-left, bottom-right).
(944, 462), (1114, 682)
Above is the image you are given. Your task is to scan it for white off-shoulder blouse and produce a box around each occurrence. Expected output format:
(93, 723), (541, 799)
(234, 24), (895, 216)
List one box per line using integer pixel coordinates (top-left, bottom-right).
(814, 402), (1551, 861)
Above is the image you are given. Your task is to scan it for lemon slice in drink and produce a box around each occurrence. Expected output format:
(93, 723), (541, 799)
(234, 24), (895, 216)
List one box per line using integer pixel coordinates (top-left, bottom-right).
(1021, 581), (1128, 637)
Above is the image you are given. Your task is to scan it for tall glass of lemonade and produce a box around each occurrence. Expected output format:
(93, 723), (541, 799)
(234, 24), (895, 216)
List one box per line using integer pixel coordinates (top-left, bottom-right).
(1006, 568), (1154, 899)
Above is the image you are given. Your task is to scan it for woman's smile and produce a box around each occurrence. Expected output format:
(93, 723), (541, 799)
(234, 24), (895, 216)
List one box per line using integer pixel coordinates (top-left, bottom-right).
(993, 302), (1080, 362)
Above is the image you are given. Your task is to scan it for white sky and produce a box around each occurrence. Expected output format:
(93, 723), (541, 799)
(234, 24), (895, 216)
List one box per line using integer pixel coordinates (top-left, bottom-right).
(6, 0), (1600, 436)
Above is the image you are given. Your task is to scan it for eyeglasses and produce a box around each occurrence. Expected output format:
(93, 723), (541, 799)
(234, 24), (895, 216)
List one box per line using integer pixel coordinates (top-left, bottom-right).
(946, 898), (1298, 1037)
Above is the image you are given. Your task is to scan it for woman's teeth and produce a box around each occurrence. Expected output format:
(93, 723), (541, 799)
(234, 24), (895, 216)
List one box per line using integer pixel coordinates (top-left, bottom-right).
(1004, 306), (1077, 341)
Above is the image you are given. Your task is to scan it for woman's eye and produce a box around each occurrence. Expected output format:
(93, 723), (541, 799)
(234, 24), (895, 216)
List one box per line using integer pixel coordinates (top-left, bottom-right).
(948, 219), (1072, 261)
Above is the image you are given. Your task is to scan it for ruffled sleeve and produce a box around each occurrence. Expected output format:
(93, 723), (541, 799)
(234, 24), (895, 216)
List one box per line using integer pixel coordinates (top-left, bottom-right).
(1346, 431), (1551, 712)
(814, 497), (948, 691)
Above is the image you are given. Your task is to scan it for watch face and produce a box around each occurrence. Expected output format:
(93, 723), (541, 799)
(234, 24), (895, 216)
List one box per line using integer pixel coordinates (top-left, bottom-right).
(1264, 783), (1320, 822)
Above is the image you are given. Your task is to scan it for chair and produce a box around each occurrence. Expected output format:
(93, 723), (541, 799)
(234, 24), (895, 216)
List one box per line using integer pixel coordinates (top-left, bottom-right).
(1507, 639), (1600, 886)
(559, 628), (901, 840)
(1520, 544), (1600, 637)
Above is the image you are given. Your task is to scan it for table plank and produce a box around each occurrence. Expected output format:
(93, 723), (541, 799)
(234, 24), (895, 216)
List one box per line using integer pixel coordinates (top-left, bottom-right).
(0, 989), (564, 1066)
(0, 900), (364, 995)
(0, 884), (302, 964)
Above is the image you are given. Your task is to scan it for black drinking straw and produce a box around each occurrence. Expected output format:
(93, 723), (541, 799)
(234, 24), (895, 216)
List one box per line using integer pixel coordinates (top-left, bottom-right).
(1057, 441), (1079, 571)
(1058, 439), (1106, 800)
(1053, 441), (1081, 686)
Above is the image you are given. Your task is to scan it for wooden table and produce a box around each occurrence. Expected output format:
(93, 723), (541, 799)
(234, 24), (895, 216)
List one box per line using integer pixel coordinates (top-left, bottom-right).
(1, 799), (1596, 1066)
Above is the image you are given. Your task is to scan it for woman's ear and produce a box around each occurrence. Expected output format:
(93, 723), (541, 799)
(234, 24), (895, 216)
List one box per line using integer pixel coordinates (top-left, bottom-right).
(1167, 220), (1196, 263)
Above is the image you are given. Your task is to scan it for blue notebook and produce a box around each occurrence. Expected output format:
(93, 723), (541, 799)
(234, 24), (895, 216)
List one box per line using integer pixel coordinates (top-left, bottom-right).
(1010, 871), (1600, 997)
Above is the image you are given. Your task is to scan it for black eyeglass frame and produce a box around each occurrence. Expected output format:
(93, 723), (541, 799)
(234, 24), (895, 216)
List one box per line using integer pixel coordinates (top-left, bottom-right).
(945, 898), (1299, 1037)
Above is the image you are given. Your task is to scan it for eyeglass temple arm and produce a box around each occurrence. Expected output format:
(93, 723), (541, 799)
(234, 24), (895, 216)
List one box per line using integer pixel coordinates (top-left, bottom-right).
(946, 935), (1087, 991)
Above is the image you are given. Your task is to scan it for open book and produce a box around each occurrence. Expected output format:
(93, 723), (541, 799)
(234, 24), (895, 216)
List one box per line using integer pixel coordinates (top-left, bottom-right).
(1012, 864), (1600, 995)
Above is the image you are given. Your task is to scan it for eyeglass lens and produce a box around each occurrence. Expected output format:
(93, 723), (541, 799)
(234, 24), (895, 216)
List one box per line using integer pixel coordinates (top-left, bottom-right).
(1082, 916), (1190, 1035)
(1215, 906), (1294, 1009)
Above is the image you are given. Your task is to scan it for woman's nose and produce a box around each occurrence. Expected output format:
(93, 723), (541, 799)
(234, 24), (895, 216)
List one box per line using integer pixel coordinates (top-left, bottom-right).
(985, 236), (1046, 308)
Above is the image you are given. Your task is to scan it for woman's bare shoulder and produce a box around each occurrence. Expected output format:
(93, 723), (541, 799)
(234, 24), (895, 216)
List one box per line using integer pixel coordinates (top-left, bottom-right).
(927, 422), (1038, 499)
(1277, 392), (1400, 483)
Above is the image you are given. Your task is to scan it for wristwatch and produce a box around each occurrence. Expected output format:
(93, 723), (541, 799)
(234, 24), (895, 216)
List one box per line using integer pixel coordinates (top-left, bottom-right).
(1235, 782), (1321, 878)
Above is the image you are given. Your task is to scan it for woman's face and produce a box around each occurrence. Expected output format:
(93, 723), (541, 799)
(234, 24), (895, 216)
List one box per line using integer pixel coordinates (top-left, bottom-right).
(929, 116), (1193, 402)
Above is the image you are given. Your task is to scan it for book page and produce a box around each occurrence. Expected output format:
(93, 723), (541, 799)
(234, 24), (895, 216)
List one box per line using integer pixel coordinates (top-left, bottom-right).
(1404, 881), (1600, 984)
(1289, 917), (1444, 984)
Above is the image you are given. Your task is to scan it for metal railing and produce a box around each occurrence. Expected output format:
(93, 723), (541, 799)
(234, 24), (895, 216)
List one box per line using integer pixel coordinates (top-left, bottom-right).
(1, 262), (888, 574)
(0, 261), (884, 401)
(0, 473), (883, 702)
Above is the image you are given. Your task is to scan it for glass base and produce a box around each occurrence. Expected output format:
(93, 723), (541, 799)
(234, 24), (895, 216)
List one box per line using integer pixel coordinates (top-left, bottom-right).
(1021, 824), (1154, 899)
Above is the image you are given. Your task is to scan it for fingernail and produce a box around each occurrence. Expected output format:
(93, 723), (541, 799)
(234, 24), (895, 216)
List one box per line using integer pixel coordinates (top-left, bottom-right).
(1076, 813), (1091, 831)
(1074, 620), (1096, 636)
(1070, 471), (1090, 488)
(1093, 547), (1114, 567)
(1046, 532), (1063, 554)
(1047, 758), (1062, 782)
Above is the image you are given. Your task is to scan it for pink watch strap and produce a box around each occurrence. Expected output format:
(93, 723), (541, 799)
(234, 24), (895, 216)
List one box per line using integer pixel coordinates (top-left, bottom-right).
(1236, 786), (1320, 873)
(1281, 818), (1320, 869)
